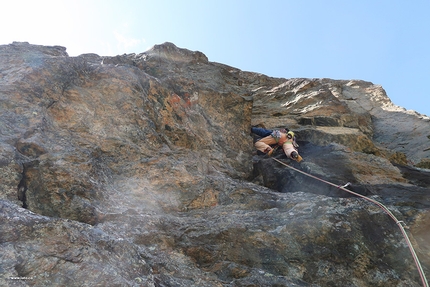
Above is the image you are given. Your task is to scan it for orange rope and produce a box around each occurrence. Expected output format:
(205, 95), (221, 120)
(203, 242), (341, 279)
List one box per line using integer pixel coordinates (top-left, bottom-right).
(272, 158), (429, 287)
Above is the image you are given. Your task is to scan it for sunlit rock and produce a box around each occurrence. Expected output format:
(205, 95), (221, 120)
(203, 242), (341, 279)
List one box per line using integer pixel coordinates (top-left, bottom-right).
(0, 41), (429, 286)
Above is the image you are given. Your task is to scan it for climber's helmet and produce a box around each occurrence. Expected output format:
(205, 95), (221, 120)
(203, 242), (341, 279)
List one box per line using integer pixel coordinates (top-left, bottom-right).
(287, 131), (295, 139)
(280, 127), (290, 134)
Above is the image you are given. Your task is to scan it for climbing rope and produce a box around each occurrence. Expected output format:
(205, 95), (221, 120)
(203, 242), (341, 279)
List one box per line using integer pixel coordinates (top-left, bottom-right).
(272, 158), (429, 287)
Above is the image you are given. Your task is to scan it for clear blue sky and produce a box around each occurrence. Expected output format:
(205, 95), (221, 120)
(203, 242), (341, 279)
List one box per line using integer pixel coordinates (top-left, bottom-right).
(2, 0), (429, 116)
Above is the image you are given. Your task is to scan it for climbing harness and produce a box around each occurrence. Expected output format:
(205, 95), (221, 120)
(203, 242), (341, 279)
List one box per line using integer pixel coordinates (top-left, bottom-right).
(272, 158), (429, 287)
(271, 130), (282, 142)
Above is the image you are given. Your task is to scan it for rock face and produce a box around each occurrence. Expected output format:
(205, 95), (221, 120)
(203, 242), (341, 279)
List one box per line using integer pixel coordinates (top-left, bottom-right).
(0, 41), (429, 286)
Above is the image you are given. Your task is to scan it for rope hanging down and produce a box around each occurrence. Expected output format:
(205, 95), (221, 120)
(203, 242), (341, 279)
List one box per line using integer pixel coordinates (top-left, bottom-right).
(272, 158), (429, 287)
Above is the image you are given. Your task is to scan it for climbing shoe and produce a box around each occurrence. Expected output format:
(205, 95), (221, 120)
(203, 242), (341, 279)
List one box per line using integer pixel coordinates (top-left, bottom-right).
(291, 151), (303, 162)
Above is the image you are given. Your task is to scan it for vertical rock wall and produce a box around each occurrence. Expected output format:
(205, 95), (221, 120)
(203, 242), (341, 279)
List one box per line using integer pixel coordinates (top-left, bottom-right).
(0, 42), (429, 286)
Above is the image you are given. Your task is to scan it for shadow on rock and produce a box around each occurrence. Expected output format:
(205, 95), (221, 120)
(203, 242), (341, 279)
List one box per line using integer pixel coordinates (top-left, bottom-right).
(252, 141), (374, 198)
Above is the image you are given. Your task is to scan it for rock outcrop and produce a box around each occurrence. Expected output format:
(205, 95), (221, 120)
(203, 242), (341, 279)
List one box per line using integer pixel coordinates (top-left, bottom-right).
(0, 41), (429, 286)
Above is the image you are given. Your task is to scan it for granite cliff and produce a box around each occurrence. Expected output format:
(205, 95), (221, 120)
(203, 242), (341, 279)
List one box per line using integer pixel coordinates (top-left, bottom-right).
(0, 42), (429, 286)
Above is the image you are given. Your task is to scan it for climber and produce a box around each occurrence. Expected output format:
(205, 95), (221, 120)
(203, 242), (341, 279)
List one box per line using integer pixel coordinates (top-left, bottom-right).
(251, 127), (290, 138)
(251, 127), (302, 162)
